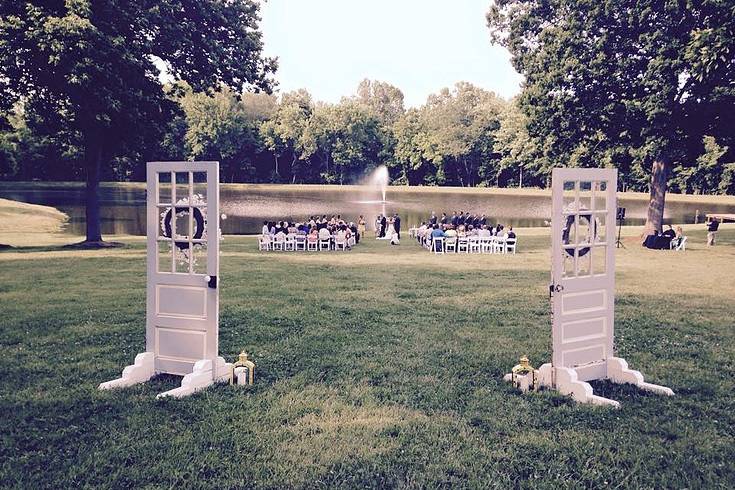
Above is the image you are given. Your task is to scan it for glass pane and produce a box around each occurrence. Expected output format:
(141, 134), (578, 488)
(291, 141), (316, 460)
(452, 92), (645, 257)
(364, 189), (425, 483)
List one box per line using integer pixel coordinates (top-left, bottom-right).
(579, 181), (592, 211)
(593, 181), (607, 212)
(158, 172), (172, 204)
(592, 245), (607, 275)
(578, 248), (591, 277)
(158, 206), (172, 239)
(173, 207), (192, 240)
(193, 242), (208, 275)
(563, 248), (576, 278)
(594, 213), (606, 244)
(192, 172), (208, 207)
(577, 213), (594, 246)
(174, 172), (190, 205)
(158, 240), (172, 273)
(174, 244), (190, 273)
(563, 180), (578, 211)
(563, 214), (577, 246)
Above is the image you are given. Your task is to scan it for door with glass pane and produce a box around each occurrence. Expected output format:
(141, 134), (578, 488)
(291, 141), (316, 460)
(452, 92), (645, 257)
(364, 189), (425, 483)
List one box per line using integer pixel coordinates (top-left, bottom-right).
(551, 168), (617, 382)
(146, 161), (219, 375)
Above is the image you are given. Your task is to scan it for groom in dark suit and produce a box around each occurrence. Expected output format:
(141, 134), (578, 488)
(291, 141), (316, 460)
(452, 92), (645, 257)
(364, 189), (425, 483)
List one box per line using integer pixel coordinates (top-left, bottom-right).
(393, 213), (401, 239)
(380, 214), (387, 237)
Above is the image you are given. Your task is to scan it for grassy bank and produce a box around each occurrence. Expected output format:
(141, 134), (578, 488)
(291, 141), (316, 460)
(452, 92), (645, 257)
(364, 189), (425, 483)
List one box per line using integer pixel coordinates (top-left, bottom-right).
(0, 198), (75, 247)
(1, 225), (734, 488)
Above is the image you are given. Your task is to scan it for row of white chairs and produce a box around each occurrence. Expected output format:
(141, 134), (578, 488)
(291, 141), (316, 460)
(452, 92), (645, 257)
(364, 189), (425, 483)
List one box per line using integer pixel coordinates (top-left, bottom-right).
(258, 234), (354, 252)
(421, 235), (517, 254)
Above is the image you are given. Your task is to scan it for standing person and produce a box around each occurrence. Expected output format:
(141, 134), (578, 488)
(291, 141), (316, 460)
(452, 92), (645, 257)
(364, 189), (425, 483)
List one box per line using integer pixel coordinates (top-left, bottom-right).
(375, 215), (381, 237)
(394, 213), (401, 240)
(429, 212), (437, 225)
(479, 214), (487, 227)
(380, 214), (387, 238)
(261, 220), (270, 236)
(451, 211), (459, 227)
(707, 219), (719, 246)
(357, 215), (366, 241)
(440, 213), (448, 225)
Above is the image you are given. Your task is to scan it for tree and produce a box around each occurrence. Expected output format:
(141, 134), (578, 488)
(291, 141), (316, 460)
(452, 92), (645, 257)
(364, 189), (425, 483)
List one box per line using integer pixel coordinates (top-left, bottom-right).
(488, 0), (735, 235)
(180, 86), (275, 183)
(354, 79), (406, 126)
(423, 82), (505, 187)
(0, 1), (276, 245)
(260, 90), (313, 183)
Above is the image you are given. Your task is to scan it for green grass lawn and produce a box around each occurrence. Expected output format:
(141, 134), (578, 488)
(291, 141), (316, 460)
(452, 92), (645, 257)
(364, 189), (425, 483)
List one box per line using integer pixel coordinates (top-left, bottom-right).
(1, 229), (734, 488)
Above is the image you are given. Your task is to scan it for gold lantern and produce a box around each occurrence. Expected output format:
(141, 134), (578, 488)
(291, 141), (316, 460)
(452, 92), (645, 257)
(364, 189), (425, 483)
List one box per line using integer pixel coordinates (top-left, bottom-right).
(230, 351), (255, 386)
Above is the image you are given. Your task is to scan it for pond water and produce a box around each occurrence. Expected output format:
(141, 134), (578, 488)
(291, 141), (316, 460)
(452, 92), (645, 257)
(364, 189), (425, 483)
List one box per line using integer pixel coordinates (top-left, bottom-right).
(2, 183), (734, 235)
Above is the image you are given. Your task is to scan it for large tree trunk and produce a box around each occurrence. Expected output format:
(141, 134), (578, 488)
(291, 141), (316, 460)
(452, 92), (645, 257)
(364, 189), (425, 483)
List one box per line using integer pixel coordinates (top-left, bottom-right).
(85, 143), (103, 243)
(642, 159), (669, 239)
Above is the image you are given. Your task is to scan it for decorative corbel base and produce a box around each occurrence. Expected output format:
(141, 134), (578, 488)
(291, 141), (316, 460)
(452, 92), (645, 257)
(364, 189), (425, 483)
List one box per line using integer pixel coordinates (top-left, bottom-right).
(528, 359), (673, 408)
(606, 357), (674, 396)
(98, 352), (155, 390)
(156, 357), (232, 399)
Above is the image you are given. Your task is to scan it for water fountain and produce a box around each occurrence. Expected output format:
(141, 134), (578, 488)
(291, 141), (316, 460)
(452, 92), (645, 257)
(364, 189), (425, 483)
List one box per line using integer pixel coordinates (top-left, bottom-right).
(357, 165), (389, 204)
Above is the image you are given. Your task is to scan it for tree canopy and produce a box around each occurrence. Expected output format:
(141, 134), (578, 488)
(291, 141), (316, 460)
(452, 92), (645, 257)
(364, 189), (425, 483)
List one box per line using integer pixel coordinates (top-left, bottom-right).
(487, 0), (735, 232)
(0, 0), (276, 243)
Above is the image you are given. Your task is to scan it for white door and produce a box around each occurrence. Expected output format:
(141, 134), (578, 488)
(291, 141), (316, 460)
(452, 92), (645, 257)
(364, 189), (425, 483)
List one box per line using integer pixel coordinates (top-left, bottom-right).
(551, 168), (617, 382)
(146, 162), (220, 375)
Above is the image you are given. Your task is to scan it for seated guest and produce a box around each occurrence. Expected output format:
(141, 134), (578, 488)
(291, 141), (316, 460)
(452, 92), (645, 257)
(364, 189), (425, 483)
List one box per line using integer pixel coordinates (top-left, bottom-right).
(507, 227), (516, 239)
(318, 226), (331, 241)
(444, 225), (458, 238)
(417, 222), (428, 243)
(457, 224), (466, 237)
(288, 222), (298, 234)
(467, 225), (478, 236)
(335, 226), (349, 248)
(662, 224), (676, 238)
(478, 225), (491, 238)
(308, 228), (319, 243)
(262, 220), (270, 236)
(431, 224), (446, 251)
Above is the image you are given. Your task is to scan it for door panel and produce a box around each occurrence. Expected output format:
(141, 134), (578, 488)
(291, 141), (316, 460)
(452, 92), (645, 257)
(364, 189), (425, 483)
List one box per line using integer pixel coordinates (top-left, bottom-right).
(146, 162), (220, 376)
(551, 168), (616, 382)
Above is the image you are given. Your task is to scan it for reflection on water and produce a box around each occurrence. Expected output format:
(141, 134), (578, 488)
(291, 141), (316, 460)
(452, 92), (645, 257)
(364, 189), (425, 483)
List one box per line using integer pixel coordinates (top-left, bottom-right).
(1, 183), (734, 236)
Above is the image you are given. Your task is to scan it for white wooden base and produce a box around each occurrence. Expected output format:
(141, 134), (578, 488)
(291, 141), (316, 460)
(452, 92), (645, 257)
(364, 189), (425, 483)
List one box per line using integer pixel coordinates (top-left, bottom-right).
(98, 352), (155, 390)
(156, 356), (232, 399)
(606, 357), (675, 396)
(529, 357), (673, 408)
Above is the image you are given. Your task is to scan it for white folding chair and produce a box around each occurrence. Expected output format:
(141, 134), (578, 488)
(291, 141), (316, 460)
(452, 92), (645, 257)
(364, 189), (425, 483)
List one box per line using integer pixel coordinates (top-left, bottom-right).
(257, 235), (271, 251)
(468, 237), (481, 253)
(319, 238), (331, 251)
(272, 236), (285, 251)
(670, 236), (687, 251)
(433, 237), (445, 254)
(307, 239), (318, 251)
(284, 235), (296, 251)
(494, 237), (506, 254)
(445, 237), (457, 253)
(335, 237), (347, 251)
(295, 235), (307, 251)
(457, 237), (469, 253)
(505, 237), (517, 254)
(480, 237), (492, 253)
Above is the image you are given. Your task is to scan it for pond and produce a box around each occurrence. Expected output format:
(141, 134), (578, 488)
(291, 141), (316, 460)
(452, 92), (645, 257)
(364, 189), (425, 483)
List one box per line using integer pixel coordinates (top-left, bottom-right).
(1, 182), (734, 235)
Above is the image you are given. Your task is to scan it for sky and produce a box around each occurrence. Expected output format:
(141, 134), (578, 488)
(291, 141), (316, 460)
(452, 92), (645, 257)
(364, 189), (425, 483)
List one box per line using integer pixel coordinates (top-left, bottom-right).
(258, 0), (523, 107)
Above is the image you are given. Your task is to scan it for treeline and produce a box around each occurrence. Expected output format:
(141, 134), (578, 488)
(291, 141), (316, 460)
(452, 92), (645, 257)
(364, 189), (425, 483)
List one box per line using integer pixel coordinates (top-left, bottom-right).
(1, 78), (733, 194)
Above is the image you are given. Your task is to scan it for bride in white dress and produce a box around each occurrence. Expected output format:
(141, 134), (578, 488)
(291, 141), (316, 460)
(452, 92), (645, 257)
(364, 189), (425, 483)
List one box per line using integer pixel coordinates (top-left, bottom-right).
(385, 217), (397, 239)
